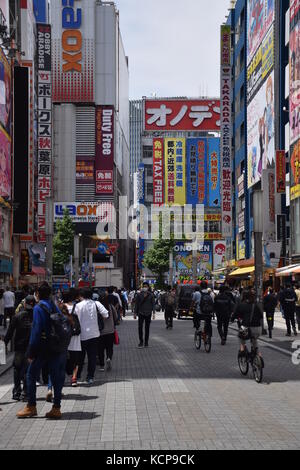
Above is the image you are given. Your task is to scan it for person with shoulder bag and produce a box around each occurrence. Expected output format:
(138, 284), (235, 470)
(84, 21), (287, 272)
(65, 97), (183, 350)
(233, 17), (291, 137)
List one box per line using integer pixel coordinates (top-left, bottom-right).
(134, 282), (156, 348)
(98, 287), (119, 371)
(76, 288), (108, 385)
(214, 285), (235, 345)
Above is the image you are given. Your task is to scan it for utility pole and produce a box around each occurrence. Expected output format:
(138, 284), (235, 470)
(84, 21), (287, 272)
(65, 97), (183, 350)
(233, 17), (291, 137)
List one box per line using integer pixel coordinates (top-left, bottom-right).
(89, 250), (93, 288)
(169, 250), (173, 286)
(74, 235), (79, 288)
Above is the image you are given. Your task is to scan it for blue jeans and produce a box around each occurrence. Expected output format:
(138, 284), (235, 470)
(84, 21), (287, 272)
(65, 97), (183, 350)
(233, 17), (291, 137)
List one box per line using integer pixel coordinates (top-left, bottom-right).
(27, 353), (67, 407)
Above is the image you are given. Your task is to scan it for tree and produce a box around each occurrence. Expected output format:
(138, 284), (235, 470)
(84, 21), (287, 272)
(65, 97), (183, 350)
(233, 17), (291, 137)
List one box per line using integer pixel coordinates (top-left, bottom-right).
(143, 238), (175, 289)
(53, 209), (75, 275)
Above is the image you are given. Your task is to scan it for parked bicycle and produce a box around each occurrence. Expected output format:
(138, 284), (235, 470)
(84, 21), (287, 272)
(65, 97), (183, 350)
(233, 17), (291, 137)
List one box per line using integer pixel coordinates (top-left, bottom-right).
(238, 344), (264, 383)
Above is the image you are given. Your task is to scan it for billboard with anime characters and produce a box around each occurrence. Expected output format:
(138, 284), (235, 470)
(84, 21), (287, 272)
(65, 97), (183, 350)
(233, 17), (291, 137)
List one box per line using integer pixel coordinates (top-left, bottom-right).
(290, 0), (300, 146)
(0, 125), (11, 198)
(247, 0), (274, 65)
(247, 72), (275, 188)
(174, 243), (212, 277)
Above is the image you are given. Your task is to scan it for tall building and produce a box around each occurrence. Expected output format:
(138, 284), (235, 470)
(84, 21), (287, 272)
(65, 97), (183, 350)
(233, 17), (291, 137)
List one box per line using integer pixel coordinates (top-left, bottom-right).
(136, 96), (225, 285)
(130, 99), (143, 177)
(222, 0), (290, 287)
(51, 0), (131, 286)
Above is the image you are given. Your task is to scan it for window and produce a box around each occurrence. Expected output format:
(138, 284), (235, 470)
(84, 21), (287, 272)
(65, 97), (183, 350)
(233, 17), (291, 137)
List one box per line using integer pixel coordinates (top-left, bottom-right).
(143, 146), (152, 159)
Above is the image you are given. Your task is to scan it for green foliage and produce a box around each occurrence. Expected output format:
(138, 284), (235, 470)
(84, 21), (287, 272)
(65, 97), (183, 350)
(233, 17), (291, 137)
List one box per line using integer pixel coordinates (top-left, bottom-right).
(53, 209), (75, 275)
(143, 237), (175, 289)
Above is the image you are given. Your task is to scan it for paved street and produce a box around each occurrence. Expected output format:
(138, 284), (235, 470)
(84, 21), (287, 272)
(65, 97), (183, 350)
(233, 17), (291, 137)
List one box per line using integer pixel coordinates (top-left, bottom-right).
(0, 311), (299, 450)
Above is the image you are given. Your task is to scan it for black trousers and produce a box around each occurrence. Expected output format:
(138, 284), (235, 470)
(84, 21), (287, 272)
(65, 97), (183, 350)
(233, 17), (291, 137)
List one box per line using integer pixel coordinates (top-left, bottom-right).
(77, 338), (99, 380)
(265, 310), (275, 331)
(98, 334), (114, 367)
(13, 351), (28, 397)
(165, 307), (174, 327)
(194, 313), (212, 337)
(284, 309), (296, 334)
(216, 313), (230, 341)
(4, 307), (14, 328)
(138, 314), (151, 344)
(296, 306), (300, 328)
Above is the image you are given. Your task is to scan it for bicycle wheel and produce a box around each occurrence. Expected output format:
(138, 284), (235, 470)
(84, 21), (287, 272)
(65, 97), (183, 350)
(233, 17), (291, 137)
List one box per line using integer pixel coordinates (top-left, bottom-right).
(252, 355), (263, 383)
(194, 330), (201, 350)
(204, 336), (212, 353)
(238, 352), (249, 376)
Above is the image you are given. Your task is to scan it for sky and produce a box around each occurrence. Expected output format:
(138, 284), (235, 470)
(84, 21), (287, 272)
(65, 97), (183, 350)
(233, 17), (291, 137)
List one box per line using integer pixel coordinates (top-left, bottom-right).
(112, 0), (229, 100)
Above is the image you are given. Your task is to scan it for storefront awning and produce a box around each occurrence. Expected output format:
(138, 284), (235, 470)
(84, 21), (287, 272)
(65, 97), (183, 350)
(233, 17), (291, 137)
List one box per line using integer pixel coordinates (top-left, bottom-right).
(229, 266), (255, 277)
(275, 264), (300, 277)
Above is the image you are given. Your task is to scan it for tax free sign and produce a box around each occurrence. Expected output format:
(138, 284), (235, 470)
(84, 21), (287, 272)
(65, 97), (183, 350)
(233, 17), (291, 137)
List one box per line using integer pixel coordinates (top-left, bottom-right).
(52, 0), (95, 102)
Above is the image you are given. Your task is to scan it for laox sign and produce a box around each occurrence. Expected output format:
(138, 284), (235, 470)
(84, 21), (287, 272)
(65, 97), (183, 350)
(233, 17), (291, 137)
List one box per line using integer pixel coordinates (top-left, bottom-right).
(62, 0), (82, 73)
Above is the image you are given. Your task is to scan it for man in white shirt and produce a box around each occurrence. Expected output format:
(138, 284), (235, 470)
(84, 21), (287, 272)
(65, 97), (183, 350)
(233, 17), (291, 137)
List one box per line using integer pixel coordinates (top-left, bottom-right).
(76, 288), (108, 385)
(3, 286), (15, 329)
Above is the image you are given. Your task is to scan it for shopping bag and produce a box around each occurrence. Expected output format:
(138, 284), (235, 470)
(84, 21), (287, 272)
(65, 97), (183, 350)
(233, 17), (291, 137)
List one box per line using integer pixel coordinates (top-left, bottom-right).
(0, 340), (6, 365)
(114, 330), (120, 345)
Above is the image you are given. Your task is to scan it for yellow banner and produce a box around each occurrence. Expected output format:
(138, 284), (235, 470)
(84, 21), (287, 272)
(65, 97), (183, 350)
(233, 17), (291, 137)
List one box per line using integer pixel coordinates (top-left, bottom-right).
(165, 138), (186, 206)
(291, 184), (300, 201)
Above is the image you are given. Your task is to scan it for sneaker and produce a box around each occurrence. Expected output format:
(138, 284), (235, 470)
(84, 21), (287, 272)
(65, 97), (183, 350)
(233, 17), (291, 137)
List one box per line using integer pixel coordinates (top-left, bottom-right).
(286, 333), (291, 337)
(12, 394), (20, 401)
(71, 378), (77, 388)
(99, 367), (105, 371)
(221, 339), (226, 346)
(45, 406), (62, 420)
(144, 343), (149, 348)
(294, 329), (298, 336)
(106, 358), (112, 371)
(46, 391), (53, 403)
(17, 405), (37, 419)
(86, 378), (94, 386)
(138, 343), (143, 348)
(36, 382), (41, 387)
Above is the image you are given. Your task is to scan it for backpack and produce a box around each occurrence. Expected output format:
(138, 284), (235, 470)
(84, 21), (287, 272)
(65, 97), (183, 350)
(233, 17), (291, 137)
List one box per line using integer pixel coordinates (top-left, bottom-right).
(200, 293), (214, 315)
(166, 293), (176, 308)
(40, 303), (72, 355)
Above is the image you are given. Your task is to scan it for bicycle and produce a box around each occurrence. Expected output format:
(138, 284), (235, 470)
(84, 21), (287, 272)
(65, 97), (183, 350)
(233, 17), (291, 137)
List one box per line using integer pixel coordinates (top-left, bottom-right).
(194, 322), (212, 353)
(238, 344), (264, 383)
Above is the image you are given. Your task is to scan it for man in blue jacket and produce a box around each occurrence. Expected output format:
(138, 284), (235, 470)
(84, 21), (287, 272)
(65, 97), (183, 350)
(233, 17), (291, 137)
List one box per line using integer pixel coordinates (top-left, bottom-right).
(17, 282), (67, 420)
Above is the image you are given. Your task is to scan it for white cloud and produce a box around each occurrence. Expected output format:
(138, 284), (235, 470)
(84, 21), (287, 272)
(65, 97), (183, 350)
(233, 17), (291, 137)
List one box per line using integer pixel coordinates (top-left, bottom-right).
(112, 0), (228, 99)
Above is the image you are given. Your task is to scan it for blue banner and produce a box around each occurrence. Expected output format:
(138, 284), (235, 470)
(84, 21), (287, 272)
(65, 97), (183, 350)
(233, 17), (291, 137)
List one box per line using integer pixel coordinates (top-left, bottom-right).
(33, 0), (47, 23)
(138, 163), (145, 269)
(186, 138), (207, 205)
(208, 138), (221, 207)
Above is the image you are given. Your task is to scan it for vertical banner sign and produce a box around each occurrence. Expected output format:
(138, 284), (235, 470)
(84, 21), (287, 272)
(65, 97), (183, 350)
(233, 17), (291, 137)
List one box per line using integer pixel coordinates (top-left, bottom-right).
(37, 24), (52, 244)
(165, 139), (176, 205)
(290, 0), (300, 146)
(175, 138), (186, 205)
(137, 163), (145, 269)
(95, 106), (114, 195)
(198, 139), (207, 205)
(186, 139), (199, 205)
(269, 173), (275, 223)
(220, 25), (232, 238)
(153, 138), (164, 205)
(276, 150), (285, 193)
(165, 138), (186, 205)
(208, 138), (221, 207)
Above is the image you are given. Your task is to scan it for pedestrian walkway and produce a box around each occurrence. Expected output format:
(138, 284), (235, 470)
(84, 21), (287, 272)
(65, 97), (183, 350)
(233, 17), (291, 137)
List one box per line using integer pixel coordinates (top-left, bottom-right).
(0, 311), (299, 450)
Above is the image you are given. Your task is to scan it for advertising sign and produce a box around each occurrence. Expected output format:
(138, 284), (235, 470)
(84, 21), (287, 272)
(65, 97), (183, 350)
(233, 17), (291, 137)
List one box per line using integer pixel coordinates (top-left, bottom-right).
(165, 138), (186, 206)
(238, 174), (245, 198)
(208, 138), (220, 207)
(276, 214), (286, 242)
(290, 139), (300, 200)
(28, 243), (46, 267)
(213, 240), (226, 270)
(0, 125), (11, 198)
(238, 240), (246, 260)
(186, 138), (208, 206)
(95, 106), (114, 195)
(247, 0), (274, 65)
(37, 24), (52, 244)
(290, 0), (300, 145)
(145, 99), (220, 132)
(0, 0), (9, 30)
(247, 72), (275, 188)
(247, 26), (274, 103)
(276, 150), (286, 193)
(153, 138), (164, 206)
(0, 47), (11, 135)
(51, 0), (95, 102)
(137, 163), (145, 269)
(220, 25), (232, 238)
(33, 0), (47, 23)
(54, 202), (114, 223)
(76, 159), (94, 184)
(174, 242), (212, 277)
(269, 172), (275, 223)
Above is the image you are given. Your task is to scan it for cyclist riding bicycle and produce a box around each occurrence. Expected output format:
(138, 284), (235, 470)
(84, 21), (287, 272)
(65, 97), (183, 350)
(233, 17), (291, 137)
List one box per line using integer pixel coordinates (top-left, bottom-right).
(231, 289), (263, 359)
(191, 281), (214, 337)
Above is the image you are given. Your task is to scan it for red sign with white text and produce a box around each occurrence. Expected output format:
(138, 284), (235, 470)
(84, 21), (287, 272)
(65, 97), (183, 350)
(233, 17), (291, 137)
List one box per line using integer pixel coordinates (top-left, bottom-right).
(153, 138), (164, 205)
(276, 150), (285, 193)
(145, 99), (220, 131)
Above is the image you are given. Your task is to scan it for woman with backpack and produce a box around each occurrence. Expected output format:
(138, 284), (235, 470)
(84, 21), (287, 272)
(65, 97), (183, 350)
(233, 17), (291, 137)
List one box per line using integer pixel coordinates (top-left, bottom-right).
(98, 287), (119, 371)
(164, 286), (177, 329)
